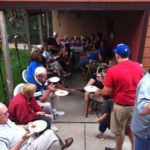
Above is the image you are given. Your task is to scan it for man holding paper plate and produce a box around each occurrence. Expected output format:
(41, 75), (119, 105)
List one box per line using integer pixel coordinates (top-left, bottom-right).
(29, 67), (65, 118)
(0, 103), (73, 150)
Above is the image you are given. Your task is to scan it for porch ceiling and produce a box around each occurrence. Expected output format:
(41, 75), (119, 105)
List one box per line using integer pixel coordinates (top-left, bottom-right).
(1, 0), (150, 2)
(1, 2), (150, 10)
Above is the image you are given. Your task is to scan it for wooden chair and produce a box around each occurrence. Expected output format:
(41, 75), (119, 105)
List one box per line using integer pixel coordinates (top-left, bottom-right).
(86, 93), (104, 118)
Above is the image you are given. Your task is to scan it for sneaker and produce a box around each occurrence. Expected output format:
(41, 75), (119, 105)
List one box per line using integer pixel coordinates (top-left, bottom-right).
(95, 134), (104, 141)
(54, 111), (65, 117)
(51, 125), (58, 132)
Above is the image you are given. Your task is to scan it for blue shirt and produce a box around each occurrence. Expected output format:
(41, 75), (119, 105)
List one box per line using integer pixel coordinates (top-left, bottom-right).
(131, 73), (150, 139)
(26, 61), (43, 83)
(28, 76), (46, 100)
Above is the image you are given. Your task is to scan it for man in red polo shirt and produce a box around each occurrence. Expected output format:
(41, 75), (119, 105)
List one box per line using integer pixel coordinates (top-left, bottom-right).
(97, 43), (143, 150)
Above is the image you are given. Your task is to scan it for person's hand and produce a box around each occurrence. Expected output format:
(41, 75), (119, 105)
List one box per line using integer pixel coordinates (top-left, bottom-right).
(44, 114), (54, 120)
(96, 118), (101, 123)
(47, 85), (56, 92)
(36, 111), (45, 115)
(22, 131), (33, 140)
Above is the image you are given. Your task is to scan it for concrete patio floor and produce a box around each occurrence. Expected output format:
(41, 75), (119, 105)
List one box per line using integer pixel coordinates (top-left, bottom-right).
(53, 69), (131, 150)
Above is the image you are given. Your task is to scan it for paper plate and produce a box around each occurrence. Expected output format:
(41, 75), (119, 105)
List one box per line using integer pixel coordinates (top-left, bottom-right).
(84, 85), (99, 93)
(28, 120), (47, 133)
(48, 77), (60, 83)
(55, 90), (69, 96)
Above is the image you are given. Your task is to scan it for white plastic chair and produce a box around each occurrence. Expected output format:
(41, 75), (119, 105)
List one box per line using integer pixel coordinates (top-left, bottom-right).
(22, 70), (28, 82)
(13, 83), (25, 96)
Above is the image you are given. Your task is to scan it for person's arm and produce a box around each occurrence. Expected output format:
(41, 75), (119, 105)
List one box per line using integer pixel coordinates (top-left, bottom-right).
(31, 97), (43, 112)
(100, 86), (112, 96)
(15, 104), (38, 124)
(96, 113), (108, 123)
(10, 132), (32, 150)
(139, 102), (150, 116)
(136, 78), (150, 116)
(0, 132), (32, 150)
(94, 86), (112, 97)
(39, 85), (55, 103)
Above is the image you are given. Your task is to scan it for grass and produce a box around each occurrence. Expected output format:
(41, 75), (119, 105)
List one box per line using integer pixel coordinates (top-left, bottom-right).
(0, 48), (29, 103)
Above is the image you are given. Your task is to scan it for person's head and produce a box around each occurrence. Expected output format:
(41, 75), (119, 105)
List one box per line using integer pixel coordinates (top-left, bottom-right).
(52, 31), (58, 38)
(34, 66), (47, 83)
(47, 38), (55, 51)
(0, 103), (9, 124)
(22, 83), (36, 99)
(30, 49), (42, 62)
(113, 43), (130, 62)
(96, 64), (108, 81)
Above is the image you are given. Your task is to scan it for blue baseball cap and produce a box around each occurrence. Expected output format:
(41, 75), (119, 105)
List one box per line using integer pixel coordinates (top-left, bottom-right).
(113, 43), (130, 58)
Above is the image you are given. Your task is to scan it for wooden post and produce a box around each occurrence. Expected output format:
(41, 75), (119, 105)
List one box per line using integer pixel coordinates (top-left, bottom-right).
(0, 10), (14, 100)
(24, 10), (31, 52)
(38, 14), (43, 43)
(46, 11), (50, 38)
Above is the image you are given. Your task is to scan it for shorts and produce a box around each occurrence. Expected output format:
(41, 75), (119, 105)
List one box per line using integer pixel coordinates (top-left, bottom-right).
(99, 121), (110, 133)
(110, 103), (133, 135)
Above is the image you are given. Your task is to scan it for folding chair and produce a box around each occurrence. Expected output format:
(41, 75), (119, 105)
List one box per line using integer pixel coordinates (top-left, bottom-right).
(13, 83), (25, 96)
(22, 69), (28, 82)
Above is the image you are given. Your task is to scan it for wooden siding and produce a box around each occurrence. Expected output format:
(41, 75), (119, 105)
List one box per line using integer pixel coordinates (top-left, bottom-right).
(142, 15), (150, 71)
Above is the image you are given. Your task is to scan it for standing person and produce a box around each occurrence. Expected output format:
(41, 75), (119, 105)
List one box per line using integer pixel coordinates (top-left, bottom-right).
(95, 99), (113, 140)
(96, 43), (143, 150)
(131, 70), (150, 150)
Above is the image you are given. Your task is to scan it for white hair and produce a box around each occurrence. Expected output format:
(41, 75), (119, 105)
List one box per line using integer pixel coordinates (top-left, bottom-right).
(34, 67), (47, 77)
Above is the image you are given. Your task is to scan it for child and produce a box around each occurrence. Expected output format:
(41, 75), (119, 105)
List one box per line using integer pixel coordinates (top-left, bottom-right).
(95, 99), (113, 140)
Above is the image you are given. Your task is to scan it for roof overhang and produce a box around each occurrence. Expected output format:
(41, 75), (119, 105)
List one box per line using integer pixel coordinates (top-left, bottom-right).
(1, 2), (150, 10)
(0, 1), (150, 11)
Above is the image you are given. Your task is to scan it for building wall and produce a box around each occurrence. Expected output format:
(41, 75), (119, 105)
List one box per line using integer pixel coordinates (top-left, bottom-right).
(52, 10), (144, 61)
(142, 15), (150, 71)
(52, 11), (108, 38)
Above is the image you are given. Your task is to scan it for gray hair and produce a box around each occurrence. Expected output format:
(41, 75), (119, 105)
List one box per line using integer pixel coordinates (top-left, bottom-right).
(34, 66), (47, 77)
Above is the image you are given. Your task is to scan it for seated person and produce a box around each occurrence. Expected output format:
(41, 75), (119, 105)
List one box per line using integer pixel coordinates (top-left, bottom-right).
(95, 99), (113, 140)
(58, 44), (73, 73)
(8, 83), (52, 127)
(80, 66), (109, 112)
(43, 38), (71, 77)
(29, 66), (65, 117)
(26, 49), (44, 83)
(0, 102), (73, 150)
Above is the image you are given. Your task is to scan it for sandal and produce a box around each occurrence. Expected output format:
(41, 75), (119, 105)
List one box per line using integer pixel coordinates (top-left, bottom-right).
(95, 134), (104, 141)
(62, 137), (73, 149)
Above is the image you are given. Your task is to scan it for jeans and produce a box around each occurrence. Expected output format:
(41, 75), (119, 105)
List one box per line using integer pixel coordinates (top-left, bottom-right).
(135, 135), (150, 150)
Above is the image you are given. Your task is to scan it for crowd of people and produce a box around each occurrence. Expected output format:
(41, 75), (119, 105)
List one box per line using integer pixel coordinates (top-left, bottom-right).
(1, 30), (150, 150)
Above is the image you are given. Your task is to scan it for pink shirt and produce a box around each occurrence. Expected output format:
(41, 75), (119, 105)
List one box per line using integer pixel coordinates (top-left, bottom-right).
(104, 60), (143, 105)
